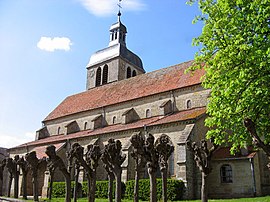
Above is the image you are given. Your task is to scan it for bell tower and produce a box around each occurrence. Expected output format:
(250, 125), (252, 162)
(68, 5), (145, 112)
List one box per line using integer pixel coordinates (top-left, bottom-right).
(86, 11), (145, 90)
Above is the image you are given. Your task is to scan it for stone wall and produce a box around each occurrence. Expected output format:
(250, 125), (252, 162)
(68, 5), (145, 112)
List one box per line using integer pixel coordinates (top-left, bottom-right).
(208, 159), (255, 198)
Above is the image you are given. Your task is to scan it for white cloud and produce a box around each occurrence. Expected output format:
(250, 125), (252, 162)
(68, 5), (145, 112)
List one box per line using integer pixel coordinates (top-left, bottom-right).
(78, 0), (146, 17)
(37, 37), (72, 52)
(0, 132), (35, 149)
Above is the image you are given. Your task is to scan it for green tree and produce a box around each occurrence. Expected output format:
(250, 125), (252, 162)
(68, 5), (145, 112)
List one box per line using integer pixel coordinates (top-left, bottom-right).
(188, 0), (270, 154)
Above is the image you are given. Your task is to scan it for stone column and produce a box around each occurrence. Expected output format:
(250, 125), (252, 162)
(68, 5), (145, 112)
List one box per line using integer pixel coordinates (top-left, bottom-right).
(42, 170), (50, 198)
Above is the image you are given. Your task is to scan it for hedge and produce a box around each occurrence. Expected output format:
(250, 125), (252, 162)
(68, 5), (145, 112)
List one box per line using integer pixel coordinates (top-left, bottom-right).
(51, 179), (184, 200)
(52, 181), (125, 199)
(125, 179), (184, 201)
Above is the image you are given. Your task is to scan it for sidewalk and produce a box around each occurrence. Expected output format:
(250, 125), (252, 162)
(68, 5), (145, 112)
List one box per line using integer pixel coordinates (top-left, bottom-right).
(0, 197), (26, 202)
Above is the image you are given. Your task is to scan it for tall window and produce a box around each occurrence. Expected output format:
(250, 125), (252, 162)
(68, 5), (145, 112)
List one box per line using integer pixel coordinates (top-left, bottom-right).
(132, 70), (137, 77)
(84, 122), (88, 130)
(57, 127), (61, 135)
(146, 109), (151, 118)
(187, 100), (192, 109)
(102, 64), (108, 84)
(127, 67), (131, 78)
(220, 164), (233, 183)
(96, 67), (102, 86)
(112, 116), (117, 124)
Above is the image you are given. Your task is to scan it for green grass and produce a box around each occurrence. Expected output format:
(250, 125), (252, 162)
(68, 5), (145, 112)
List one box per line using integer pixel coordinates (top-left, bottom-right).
(2, 196), (270, 202)
(32, 195), (270, 202)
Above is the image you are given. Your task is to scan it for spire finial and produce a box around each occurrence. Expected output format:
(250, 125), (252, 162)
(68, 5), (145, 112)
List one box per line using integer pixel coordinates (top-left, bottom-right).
(117, 0), (122, 22)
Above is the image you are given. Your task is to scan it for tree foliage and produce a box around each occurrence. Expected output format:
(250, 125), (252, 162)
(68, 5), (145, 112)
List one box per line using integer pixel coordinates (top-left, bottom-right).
(188, 0), (270, 152)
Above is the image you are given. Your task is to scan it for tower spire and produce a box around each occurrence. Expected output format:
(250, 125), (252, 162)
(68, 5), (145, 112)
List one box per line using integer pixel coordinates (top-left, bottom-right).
(117, 0), (122, 22)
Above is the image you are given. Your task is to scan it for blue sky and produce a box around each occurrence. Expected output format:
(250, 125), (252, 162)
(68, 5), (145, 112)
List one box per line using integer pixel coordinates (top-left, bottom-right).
(0, 0), (202, 148)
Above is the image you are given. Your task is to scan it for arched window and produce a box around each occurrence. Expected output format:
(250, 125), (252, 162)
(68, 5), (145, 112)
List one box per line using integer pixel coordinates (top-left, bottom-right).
(57, 127), (61, 135)
(102, 64), (108, 84)
(112, 116), (117, 124)
(84, 122), (88, 130)
(146, 109), (151, 118)
(96, 67), (102, 86)
(115, 31), (118, 40)
(186, 100), (192, 109)
(132, 70), (137, 77)
(220, 164), (233, 183)
(111, 33), (114, 41)
(127, 67), (131, 78)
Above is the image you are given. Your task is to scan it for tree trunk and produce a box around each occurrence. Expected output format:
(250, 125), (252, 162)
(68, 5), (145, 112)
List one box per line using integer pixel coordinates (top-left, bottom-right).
(73, 167), (79, 202)
(161, 169), (168, 202)
(64, 174), (71, 202)
(33, 172), (39, 202)
(134, 166), (139, 202)
(89, 172), (96, 202)
(14, 171), (19, 198)
(201, 172), (208, 202)
(7, 174), (12, 197)
(48, 171), (54, 200)
(108, 173), (113, 202)
(22, 173), (28, 200)
(114, 170), (122, 202)
(0, 176), (2, 196)
(149, 168), (157, 202)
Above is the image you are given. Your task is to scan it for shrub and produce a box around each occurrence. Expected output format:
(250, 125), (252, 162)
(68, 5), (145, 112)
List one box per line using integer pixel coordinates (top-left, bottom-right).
(52, 181), (125, 199)
(124, 178), (184, 201)
(51, 181), (75, 198)
(51, 179), (183, 200)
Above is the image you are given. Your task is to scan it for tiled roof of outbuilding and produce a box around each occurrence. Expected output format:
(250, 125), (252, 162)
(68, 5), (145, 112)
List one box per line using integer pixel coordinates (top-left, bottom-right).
(44, 60), (204, 122)
(212, 147), (256, 160)
(12, 107), (206, 150)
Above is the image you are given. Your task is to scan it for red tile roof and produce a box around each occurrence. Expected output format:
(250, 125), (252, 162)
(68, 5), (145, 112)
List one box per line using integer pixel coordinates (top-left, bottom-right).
(12, 107), (206, 150)
(34, 143), (64, 159)
(213, 147), (256, 160)
(44, 61), (204, 122)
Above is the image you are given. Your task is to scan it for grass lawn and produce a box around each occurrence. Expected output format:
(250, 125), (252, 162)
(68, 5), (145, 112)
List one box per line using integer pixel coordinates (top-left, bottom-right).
(1, 196), (270, 202)
(17, 195), (270, 202)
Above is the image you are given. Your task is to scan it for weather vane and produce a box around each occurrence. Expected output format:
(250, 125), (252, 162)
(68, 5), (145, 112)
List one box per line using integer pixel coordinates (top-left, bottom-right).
(117, 0), (122, 11)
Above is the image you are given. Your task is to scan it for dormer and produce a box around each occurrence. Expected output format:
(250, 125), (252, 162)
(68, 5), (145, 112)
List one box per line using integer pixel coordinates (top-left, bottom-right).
(160, 100), (173, 115)
(92, 115), (104, 129)
(36, 126), (49, 140)
(122, 108), (139, 124)
(65, 121), (80, 135)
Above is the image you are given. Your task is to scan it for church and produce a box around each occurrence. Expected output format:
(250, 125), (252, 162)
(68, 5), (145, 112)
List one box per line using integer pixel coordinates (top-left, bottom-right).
(8, 12), (270, 199)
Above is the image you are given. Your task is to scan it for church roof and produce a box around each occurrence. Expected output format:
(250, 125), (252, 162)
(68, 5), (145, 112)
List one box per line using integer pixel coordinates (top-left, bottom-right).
(87, 43), (143, 70)
(12, 107), (206, 150)
(44, 60), (204, 122)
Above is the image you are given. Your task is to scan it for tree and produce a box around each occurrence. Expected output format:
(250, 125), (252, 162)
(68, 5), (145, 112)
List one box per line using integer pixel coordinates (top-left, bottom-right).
(144, 133), (159, 202)
(101, 139), (126, 202)
(187, 139), (218, 202)
(16, 156), (29, 200)
(155, 134), (174, 202)
(130, 132), (146, 202)
(45, 145), (71, 202)
(69, 143), (101, 202)
(25, 151), (46, 202)
(188, 0), (270, 154)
